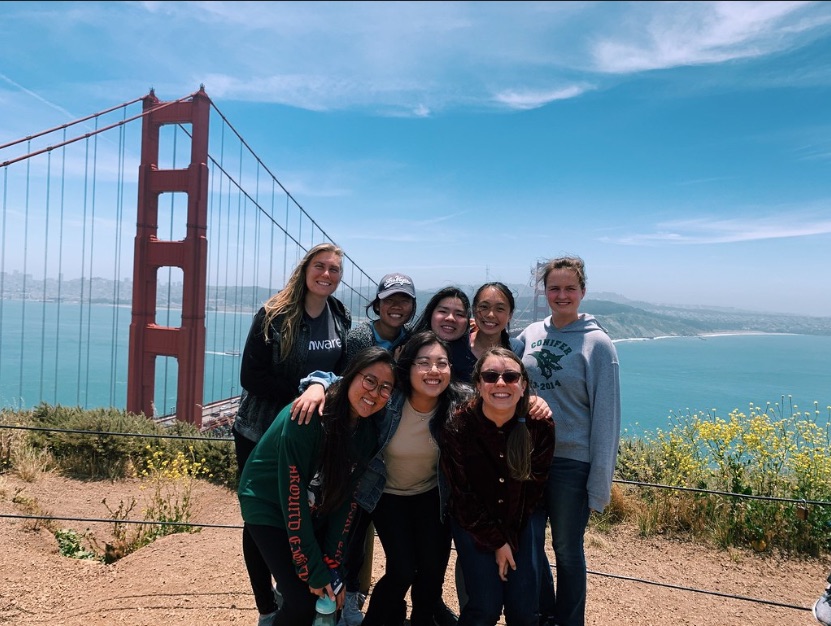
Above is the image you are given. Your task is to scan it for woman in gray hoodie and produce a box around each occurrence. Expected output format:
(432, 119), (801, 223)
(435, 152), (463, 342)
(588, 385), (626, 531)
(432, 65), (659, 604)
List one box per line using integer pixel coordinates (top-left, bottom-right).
(515, 256), (621, 626)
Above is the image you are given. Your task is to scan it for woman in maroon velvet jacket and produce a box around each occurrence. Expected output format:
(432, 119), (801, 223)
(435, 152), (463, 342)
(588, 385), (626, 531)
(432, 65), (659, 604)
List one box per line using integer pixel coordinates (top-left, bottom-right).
(441, 347), (555, 626)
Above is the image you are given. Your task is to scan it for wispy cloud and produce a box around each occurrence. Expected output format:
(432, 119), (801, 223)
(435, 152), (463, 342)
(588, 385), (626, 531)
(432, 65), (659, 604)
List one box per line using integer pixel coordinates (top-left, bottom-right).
(4, 2), (831, 115)
(338, 212), (473, 243)
(0, 73), (77, 119)
(591, 1), (830, 73)
(190, 2), (831, 111)
(492, 84), (594, 110)
(602, 210), (831, 245)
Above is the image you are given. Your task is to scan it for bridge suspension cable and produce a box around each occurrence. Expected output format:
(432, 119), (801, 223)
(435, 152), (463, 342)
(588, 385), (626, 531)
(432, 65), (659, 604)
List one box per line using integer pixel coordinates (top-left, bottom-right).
(0, 88), (376, 419)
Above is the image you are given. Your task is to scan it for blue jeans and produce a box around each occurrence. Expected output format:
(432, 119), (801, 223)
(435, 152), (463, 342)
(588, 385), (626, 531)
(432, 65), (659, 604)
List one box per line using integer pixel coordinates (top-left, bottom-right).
(542, 457), (591, 626)
(452, 508), (547, 626)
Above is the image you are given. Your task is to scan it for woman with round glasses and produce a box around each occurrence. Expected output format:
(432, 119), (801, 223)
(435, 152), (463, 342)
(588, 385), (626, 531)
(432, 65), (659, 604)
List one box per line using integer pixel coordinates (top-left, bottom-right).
(339, 272), (416, 625)
(441, 347), (555, 626)
(356, 331), (469, 626)
(469, 282), (523, 360)
(237, 346), (395, 626)
(516, 256), (620, 626)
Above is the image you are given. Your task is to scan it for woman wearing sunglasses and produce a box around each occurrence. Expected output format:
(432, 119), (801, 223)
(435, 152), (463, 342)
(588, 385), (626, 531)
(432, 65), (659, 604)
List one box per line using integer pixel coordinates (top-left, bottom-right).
(355, 331), (469, 626)
(441, 347), (555, 625)
(515, 256), (621, 626)
(411, 284), (553, 622)
(237, 347), (395, 626)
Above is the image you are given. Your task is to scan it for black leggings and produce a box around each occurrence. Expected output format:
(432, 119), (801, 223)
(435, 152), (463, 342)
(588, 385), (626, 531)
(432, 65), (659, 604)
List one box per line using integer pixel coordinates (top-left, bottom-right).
(341, 506), (373, 593)
(233, 426), (278, 615)
(362, 488), (451, 626)
(246, 523), (318, 626)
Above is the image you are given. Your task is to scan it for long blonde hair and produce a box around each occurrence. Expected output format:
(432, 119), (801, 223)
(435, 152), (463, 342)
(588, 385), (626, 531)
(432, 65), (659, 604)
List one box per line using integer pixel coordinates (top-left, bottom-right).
(262, 243), (344, 357)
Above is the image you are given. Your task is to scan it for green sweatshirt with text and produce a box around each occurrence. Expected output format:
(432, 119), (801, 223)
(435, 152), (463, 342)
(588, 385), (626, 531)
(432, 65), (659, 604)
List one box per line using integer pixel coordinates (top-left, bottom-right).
(237, 403), (376, 589)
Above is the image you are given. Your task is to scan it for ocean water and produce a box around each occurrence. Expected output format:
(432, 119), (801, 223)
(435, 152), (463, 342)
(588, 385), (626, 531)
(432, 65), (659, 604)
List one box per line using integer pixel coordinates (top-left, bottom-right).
(1, 300), (829, 436)
(0, 300), (251, 416)
(616, 333), (831, 437)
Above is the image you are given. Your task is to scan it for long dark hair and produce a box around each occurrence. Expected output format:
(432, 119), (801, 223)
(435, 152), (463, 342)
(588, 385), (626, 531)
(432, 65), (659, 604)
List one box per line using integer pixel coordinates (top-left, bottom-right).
(317, 346), (395, 514)
(410, 286), (471, 338)
(466, 347), (533, 480)
(396, 331), (469, 435)
(473, 281), (516, 349)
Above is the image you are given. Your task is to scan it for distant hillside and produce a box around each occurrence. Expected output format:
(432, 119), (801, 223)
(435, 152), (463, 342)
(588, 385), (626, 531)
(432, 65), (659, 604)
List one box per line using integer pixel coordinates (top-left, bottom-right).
(574, 298), (831, 340)
(579, 300), (709, 339)
(413, 285), (831, 340)
(6, 271), (828, 340)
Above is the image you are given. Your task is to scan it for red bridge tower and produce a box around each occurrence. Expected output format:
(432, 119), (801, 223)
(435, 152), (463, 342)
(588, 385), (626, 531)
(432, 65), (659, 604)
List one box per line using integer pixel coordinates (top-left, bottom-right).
(127, 88), (210, 427)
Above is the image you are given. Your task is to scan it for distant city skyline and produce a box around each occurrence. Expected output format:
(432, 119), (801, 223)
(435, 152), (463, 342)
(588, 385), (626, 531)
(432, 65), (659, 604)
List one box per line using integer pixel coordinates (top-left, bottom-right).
(1, 2), (831, 316)
(4, 269), (831, 323)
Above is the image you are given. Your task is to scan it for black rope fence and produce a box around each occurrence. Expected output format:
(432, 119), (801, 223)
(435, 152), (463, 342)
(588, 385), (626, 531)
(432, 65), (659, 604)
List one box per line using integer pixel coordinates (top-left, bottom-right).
(0, 421), (826, 617)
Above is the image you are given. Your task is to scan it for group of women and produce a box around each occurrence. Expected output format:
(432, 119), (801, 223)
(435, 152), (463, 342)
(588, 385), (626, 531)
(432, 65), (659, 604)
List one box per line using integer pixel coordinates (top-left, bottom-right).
(233, 242), (621, 626)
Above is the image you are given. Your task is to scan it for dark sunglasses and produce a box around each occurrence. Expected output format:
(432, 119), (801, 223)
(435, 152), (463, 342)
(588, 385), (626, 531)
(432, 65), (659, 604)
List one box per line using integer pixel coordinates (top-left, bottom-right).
(479, 370), (522, 384)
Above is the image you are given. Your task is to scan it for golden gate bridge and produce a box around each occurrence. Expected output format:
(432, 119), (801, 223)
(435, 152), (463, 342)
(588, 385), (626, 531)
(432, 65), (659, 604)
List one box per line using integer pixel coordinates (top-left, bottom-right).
(0, 87), (379, 428)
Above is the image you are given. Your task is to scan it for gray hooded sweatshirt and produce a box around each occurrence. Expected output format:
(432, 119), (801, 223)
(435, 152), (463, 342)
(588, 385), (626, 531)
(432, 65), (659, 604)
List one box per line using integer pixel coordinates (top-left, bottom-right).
(516, 313), (621, 512)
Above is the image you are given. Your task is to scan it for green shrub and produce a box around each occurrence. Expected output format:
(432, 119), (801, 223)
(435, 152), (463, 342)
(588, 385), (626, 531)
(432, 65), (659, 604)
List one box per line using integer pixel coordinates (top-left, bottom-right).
(0, 409), (31, 473)
(6, 399), (829, 558)
(55, 528), (99, 561)
(23, 403), (236, 487)
(617, 397), (831, 555)
(28, 404), (159, 479)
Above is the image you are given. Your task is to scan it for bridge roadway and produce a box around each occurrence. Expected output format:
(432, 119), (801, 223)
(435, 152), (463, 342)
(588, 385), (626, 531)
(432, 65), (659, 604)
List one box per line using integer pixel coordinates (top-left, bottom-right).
(155, 396), (241, 433)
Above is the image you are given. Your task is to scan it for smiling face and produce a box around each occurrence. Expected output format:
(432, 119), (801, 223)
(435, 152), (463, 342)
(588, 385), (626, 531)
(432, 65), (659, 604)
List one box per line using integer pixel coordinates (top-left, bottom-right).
(409, 342), (451, 408)
(545, 267), (584, 326)
(430, 296), (469, 342)
(377, 294), (415, 332)
(476, 354), (527, 417)
(305, 251), (342, 299)
(473, 286), (512, 339)
(347, 361), (395, 419)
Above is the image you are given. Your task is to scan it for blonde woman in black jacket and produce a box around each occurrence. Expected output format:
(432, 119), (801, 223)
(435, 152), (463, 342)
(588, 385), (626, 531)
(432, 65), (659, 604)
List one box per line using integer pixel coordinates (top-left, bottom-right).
(232, 242), (351, 626)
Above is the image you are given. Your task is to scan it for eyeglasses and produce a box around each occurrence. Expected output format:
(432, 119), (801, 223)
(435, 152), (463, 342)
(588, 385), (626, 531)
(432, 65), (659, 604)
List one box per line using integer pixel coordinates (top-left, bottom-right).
(414, 358), (451, 372)
(358, 373), (394, 399)
(479, 370), (522, 384)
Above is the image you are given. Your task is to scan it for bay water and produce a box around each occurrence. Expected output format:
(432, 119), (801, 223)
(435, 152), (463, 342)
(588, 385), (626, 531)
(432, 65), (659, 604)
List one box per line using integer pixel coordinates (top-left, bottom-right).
(1, 300), (829, 438)
(616, 333), (831, 437)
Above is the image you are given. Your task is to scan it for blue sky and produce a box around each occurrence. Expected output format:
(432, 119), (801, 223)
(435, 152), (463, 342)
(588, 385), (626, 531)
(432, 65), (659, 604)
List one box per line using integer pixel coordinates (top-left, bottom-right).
(2, 1), (831, 316)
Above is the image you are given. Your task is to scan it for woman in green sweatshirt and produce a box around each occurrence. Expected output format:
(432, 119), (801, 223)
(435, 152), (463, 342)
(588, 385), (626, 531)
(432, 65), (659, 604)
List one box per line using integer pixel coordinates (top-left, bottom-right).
(238, 346), (396, 626)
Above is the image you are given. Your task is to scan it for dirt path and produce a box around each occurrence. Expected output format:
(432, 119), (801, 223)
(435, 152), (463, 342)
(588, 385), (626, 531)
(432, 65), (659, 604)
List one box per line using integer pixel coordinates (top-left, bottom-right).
(1, 474), (827, 626)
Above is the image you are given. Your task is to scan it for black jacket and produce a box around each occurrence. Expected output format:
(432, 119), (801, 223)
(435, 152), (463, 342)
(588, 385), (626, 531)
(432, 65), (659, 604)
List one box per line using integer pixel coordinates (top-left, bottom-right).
(233, 295), (351, 443)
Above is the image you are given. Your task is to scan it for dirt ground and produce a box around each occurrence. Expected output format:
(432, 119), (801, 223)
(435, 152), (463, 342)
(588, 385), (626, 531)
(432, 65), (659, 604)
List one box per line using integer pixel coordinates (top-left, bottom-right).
(0, 473), (828, 626)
